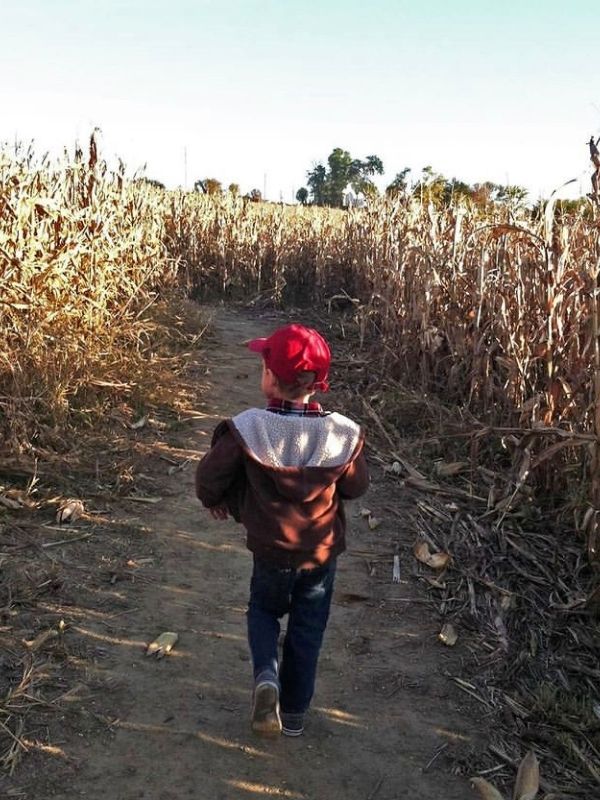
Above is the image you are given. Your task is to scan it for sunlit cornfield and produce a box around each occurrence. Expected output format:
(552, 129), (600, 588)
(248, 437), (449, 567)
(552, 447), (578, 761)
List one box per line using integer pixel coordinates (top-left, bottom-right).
(2, 137), (599, 522)
(2, 136), (600, 798)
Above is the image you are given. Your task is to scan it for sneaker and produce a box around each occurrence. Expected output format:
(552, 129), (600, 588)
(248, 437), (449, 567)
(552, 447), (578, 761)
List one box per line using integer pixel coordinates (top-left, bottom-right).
(251, 681), (282, 737)
(281, 712), (304, 737)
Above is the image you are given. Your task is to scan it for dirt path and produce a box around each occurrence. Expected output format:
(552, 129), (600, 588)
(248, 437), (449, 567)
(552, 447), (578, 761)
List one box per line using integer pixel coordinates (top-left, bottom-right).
(17, 308), (479, 799)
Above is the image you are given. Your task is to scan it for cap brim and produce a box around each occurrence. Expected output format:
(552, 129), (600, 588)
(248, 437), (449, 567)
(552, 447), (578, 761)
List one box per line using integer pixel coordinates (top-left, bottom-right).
(246, 337), (268, 353)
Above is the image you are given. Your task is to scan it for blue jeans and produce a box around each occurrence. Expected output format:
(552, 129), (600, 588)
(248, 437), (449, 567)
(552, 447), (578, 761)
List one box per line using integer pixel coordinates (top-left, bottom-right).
(247, 556), (336, 714)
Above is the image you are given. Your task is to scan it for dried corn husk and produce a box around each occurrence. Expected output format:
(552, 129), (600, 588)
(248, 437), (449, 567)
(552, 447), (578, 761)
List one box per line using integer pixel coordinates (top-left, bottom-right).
(513, 751), (539, 800)
(413, 540), (450, 570)
(471, 777), (505, 800)
(438, 623), (458, 646)
(56, 499), (85, 524)
(146, 631), (179, 658)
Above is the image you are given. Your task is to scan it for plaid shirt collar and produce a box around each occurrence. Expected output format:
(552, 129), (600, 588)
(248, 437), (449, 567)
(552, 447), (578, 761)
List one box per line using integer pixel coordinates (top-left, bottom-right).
(266, 398), (328, 417)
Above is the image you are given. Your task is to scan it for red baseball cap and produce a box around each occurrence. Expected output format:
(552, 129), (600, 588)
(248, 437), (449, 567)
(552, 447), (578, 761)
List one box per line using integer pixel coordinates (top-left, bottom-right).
(247, 324), (331, 392)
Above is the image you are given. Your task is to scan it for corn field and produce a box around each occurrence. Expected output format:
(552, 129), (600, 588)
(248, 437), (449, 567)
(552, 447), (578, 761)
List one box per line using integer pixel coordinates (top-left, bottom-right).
(2, 139), (600, 795)
(1, 138), (600, 552)
(169, 169), (600, 563)
(0, 139), (178, 456)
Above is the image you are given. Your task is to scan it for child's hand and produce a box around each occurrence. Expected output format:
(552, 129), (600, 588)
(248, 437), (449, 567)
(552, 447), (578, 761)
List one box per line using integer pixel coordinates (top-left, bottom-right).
(209, 504), (229, 520)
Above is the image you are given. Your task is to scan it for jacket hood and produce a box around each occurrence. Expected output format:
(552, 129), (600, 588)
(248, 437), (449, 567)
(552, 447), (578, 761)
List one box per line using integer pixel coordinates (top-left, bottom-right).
(227, 409), (363, 502)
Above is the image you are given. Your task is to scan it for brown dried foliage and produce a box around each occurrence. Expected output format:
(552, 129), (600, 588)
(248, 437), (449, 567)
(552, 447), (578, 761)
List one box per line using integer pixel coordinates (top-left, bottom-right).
(171, 190), (600, 548)
(4, 142), (599, 514)
(0, 135), (178, 462)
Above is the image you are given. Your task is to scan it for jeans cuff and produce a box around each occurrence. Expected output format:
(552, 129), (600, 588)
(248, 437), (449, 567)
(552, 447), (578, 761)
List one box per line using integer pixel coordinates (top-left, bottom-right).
(255, 668), (279, 688)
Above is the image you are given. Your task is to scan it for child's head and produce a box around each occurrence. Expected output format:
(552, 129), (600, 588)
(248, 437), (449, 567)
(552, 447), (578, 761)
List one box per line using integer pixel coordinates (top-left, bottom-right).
(247, 324), (331, 402)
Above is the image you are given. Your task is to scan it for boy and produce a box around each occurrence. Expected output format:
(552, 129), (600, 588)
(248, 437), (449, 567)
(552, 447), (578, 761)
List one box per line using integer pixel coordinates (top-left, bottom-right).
(195, 323), (369, 737)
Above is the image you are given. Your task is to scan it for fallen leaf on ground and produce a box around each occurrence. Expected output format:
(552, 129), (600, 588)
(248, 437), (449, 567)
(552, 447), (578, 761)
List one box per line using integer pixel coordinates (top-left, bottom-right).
(470, 777), (505, 800)
(56, 499), (85, 524)
(413, 541), (431, 563)
(359, 507), (372, 518)
(368, 516), (381, 530)
(384, 461), (402, 475)
(130, 415), (148, 430)
(513, 750), (539, 800)
(428, 552), (450, 569)
(413, 540), (450, 570)
(438, 623), (458, 646)
(146, 631), (179, 658)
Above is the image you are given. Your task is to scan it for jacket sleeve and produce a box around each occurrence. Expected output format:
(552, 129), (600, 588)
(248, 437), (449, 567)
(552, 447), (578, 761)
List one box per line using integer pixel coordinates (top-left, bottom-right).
(195, 421), (245, 509)
(336, 442), (369, 499)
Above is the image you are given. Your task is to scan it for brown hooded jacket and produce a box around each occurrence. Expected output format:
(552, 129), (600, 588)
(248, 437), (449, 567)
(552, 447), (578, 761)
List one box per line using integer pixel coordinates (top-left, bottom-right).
(195, 408), (369, 569)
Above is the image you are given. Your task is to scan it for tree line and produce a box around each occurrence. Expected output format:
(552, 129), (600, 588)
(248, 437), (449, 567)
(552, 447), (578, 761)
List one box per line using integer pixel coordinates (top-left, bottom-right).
(143, 142), (595, 212)
(295, 148), (529, 209)
(194, 179), (262, 201)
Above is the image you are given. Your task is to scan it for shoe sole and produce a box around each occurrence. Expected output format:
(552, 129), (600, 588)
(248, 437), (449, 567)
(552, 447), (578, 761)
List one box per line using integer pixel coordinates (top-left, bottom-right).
(251, 683), (281, 737)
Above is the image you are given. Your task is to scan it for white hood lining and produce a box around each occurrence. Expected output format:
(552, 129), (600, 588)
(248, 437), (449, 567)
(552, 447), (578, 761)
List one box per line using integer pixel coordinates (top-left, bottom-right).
(231, 409), (361, 469)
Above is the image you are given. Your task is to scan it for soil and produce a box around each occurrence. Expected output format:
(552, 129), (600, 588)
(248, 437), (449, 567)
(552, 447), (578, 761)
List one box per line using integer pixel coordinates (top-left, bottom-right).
(1, 307), (483, 800)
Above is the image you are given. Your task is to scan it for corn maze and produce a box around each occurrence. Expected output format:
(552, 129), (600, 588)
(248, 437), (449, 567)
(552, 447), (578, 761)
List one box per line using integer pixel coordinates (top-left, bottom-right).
(1, 136), (599, 795)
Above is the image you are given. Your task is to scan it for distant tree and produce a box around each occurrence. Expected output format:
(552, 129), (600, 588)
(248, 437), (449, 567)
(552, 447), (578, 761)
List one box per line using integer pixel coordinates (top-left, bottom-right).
(349, 154), (384, 198)
(470, 181), (499, 208)
(495, 184), (528, 207)
(325, 148), (354, 205)
(307, 164), (327, 206)
(411, 169), (477, 207)
(248, 188), (262, 202)
(204, 178), (222, 195)
(361, 182), (380, 201)
(443, 178), (473, 205)
(296, 187), (309, 205)
(305, 149), (385, 207)
(194, 179), (207, 193)
(412, 166), (448, 205)
(228, 183), (240, 196)
(356, 154), (384, 180)
(556, 197), (588, 214)
(386, 168), (411, 198)
(409, 170), (528, 210)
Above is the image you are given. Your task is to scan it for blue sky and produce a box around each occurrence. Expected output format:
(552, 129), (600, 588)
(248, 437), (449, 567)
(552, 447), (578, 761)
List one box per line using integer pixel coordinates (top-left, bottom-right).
(2, 0), (598, 200)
